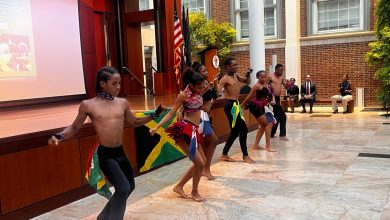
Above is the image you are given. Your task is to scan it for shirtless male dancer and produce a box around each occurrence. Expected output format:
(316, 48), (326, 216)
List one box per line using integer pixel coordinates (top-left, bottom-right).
(217, 57), (255, 164)
(48, 67), (164, 220)
(270, 64), (289, 141)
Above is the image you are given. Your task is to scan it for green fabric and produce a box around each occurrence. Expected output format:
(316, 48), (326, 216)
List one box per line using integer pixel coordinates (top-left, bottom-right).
(85, 147), (112, 200)
(231, 101), (245, 128)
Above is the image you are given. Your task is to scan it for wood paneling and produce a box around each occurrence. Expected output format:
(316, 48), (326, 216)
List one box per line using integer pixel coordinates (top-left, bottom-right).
(81, 53), (98, 98)
(79, 6), (96, 54)
(94, 13), (107, 69)
(125, 24), (145, 95)
(93, 0), (115, 13)
(153, 73), (164, 96)
(124, 10), (154, 23)
(0, 140), (82, 214)
(123, 128), (137, 168)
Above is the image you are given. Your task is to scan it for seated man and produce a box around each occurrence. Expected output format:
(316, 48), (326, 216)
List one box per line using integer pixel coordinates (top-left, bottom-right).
(300, 74), (316, 113)
(331, 74), (353, 114)
(284, 77), (299, 113)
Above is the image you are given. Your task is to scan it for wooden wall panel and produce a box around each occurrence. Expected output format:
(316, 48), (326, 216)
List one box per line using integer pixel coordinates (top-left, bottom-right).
(153, 73), (164, 96)
(79, 6), (96, 54)
(94, 13), (107, 69)
(122, 128), (137, 168)
(81, 53), (98, 97)
(0, 140), (82, 214)
(125, 24), (145, 95)
(93, 0), (115, 13)
(209, 108), (230, 137)
(79, 0), (94, 9)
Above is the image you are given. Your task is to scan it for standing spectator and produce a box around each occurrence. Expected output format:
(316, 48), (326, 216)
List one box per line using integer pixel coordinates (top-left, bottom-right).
(300, 74), (316, 113)
(331, 74), (353, 114)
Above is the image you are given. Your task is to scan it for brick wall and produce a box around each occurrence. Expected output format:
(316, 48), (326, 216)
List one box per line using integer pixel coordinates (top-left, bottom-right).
(300, 0), (307, 37)
(281, 0), (286, 39)
(370, 0), (377, 31)
(301, 42), (381, 106)
(230, 47), (285, 75)
(211, 0), (231, 23)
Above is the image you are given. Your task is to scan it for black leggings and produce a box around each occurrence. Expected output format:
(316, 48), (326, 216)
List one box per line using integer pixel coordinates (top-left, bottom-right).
(222, 100), (249, 157)
(97, 145), (135, 220)
(271, 96), (287, 137)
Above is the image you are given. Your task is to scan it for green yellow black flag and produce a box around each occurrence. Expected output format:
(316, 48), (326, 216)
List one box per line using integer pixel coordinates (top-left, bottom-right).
(135, 109), (186, 172)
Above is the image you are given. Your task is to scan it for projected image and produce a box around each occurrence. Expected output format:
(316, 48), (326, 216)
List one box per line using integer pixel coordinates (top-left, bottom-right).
(0, 0), (36, 79)
(0, 0), (85, 102)
(0, 34), (35, 76)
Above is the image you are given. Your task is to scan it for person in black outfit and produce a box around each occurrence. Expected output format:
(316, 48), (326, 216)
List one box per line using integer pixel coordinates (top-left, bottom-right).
(217, 57), (255, 164)
(285, 78), (299, 113)
(300, 74), (316, 113)
(270, 64), (288, 141)
(48, 67), (165, 220)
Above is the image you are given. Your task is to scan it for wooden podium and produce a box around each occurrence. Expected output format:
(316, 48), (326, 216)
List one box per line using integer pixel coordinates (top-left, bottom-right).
(199, 47), (219, 81)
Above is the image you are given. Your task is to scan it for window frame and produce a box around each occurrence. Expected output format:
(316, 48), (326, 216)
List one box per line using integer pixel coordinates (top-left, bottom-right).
(232, 0), (281, 41)
(309, 0), (371, 35)
(182, 0), (210, 18)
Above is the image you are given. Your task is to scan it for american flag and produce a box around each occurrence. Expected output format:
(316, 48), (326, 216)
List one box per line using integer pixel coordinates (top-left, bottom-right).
(173, 3), (183, 85)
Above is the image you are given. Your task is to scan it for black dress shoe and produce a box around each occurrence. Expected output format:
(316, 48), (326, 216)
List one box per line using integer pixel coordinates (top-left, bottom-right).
(333, 109), (338, 114)
(343, 111), (348, 114)
(301, 109), (306, 113)
(309, 110), (313, 114)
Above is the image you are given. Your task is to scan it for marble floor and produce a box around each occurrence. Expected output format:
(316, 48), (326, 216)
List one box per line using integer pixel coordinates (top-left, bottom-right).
(34, 107), (390, 220)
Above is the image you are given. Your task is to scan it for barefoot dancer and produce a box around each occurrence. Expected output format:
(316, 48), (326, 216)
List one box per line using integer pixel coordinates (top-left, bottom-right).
(217, 57), (255, 164)
(149, 68), (207, 202)
(242, 70), (277, 152)
(193, 62), (218, 180)
(48, 67), (164, 220)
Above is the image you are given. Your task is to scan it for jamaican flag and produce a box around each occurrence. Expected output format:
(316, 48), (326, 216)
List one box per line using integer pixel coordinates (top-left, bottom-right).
(135, 109), (187, 172)
(85, 144), (112, 200)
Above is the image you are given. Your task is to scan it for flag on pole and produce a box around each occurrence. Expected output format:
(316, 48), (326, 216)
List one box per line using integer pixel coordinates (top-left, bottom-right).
(182, 6), (192, 67)
(173, 1), (184, 85)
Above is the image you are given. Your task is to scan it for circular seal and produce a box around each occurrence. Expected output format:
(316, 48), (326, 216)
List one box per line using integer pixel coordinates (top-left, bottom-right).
(212, 55), (219, 68)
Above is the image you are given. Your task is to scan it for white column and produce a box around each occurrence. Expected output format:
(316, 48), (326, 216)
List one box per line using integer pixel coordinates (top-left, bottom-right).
(285, 0), (301, 86)
(249, 0), (265, 86)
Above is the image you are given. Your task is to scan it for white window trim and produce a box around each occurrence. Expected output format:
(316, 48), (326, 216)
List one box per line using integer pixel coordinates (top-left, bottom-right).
(233, 0), (278, 41)
(312, 0), (364, 35)
(182, 0), (209, 18)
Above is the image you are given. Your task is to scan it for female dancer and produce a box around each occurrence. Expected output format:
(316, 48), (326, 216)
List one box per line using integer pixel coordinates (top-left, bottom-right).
(149, 68), (207, 202)
(241, 70), (276, 152)
(192, 62), (218, 180)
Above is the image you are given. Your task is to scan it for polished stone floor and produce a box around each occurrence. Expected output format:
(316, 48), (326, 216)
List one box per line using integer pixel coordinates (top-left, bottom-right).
(34, 107), (390, 220)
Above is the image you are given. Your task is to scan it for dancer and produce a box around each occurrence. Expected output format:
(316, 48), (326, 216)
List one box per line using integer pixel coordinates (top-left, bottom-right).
(149, 68), (207, 202)
(270, 64), (289, 140)
(242, 70), (277, 152)
(48, 66), (164, 220)
(217, 57), (255, 164)
(193, 62), (218, 180)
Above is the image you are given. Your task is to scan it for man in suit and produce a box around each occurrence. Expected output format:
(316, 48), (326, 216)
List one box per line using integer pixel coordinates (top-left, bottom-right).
(300, 74), (316, 113)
